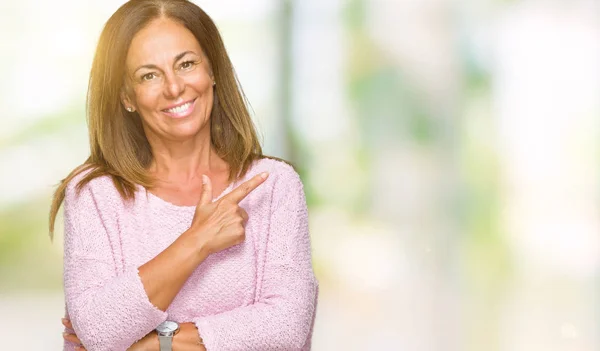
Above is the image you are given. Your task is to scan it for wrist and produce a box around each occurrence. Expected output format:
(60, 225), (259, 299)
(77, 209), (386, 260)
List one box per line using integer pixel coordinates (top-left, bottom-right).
(156, 321), (180, 351)
(179, 229), (210, 262)
(187, 227), (212, 259)
(173, 322), (206, 350)
(149, 332), (160, 350)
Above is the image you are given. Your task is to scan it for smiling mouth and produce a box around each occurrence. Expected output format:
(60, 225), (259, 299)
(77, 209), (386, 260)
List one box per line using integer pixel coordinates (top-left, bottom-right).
(162, 98), (196, 117)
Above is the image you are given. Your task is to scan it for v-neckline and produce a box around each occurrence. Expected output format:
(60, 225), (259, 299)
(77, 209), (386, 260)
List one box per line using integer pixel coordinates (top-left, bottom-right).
(144, 180), (236, 210)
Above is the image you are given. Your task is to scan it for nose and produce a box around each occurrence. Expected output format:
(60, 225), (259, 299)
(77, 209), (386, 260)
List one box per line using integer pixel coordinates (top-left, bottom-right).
(163, 71), (185, 99)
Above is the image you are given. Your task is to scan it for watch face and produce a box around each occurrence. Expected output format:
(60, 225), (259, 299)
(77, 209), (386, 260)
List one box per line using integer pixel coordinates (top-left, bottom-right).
(157, 321), (179, 335)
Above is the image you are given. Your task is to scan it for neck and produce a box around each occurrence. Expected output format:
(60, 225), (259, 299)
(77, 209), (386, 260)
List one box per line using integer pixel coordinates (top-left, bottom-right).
(146, 129), (227, 185)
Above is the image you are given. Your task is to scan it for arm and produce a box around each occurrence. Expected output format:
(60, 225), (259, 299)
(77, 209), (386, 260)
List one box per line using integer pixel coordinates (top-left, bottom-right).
(63, 179), (166, 351)
(63, 320), (206, 351)
(193, 169), (319, 351)
(63, 179), (205, 351)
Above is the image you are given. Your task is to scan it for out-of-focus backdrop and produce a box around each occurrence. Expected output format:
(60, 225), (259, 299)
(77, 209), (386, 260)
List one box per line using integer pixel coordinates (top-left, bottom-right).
(1, 0), (599, 350)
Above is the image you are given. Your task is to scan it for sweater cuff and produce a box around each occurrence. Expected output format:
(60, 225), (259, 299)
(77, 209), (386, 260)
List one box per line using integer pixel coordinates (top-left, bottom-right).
(130, 267), (169, 321)
(194, 316), (218, 351)
(69, 268), (168, 351)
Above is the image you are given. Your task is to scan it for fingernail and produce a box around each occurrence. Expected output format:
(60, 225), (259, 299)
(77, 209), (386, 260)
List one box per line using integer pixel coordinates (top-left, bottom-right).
(202, 174), (208, 185)
(261, 172), (268, 179)
(63, 332), (69, 338)
(62, 318), (67, 323)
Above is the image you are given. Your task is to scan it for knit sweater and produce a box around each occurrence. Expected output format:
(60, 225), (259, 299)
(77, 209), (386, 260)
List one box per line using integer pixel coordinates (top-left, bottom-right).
(62, 158), (318, 351)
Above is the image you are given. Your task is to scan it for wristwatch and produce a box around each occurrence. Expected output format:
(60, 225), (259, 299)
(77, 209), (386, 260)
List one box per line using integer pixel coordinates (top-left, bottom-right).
(156, 320), (180, 351)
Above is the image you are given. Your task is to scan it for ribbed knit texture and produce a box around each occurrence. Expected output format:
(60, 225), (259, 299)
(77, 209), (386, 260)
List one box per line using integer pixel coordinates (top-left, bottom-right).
(62, 158), (318, 351)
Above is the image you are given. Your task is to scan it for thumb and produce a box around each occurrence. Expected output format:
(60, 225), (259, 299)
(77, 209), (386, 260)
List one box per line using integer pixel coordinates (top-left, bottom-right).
(198, 174), (213, 206)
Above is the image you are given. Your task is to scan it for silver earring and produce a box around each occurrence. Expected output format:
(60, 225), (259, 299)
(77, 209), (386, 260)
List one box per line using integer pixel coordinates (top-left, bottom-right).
(213, 81), (216, 86)
(126, 107), (134, 112)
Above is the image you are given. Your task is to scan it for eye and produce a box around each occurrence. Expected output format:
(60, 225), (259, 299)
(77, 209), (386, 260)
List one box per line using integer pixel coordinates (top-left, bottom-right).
(179, 60), (197, 70)
(141, 72), (156, 81)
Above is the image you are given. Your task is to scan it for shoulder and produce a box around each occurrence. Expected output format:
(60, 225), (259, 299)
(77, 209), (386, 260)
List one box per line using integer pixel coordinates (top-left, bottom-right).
(246, 157), (303, 189)
(64, 167), (125, 207)
(241, 158), (307, 208)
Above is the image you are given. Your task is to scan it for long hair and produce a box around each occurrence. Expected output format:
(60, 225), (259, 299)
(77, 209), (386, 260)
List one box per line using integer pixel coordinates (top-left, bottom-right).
(49, 0), (264, 237)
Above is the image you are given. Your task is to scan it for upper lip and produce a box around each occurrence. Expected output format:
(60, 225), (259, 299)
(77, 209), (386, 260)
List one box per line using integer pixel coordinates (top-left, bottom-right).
(162, 98), (196, 111)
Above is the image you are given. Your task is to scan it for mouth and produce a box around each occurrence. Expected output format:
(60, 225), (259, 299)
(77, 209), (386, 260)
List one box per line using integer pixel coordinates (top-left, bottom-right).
(162, 98), (197, 119)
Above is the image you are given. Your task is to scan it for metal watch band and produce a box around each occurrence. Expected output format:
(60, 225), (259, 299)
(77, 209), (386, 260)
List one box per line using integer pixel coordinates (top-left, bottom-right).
(158, 334), (174, 351)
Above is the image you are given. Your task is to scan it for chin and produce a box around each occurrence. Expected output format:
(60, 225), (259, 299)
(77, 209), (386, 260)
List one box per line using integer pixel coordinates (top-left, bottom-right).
(167, 122), (208, 140)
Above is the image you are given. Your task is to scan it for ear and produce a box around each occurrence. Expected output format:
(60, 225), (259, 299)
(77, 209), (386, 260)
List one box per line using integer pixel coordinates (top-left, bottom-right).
(120, 88), (136, 112)
(209, 69), (216, 86)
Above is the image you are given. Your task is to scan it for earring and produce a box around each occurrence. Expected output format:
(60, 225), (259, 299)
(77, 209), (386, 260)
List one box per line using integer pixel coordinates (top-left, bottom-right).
(126, 107), (134, 112)
(213, 80), (216, 86)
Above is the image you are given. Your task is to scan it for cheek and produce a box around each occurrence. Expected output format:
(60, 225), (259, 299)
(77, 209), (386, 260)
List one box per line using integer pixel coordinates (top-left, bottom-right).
(132, 86), (161, 111)
(188, 72), (213, 92)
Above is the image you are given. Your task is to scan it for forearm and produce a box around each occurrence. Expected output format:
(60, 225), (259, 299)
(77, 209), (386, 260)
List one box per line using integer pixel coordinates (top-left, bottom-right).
(193, 277), (318, 351)
(139, 230), (209, 311)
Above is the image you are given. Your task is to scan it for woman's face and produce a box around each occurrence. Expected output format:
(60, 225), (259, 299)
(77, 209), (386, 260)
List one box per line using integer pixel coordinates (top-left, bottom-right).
(123, 18), (214, 142)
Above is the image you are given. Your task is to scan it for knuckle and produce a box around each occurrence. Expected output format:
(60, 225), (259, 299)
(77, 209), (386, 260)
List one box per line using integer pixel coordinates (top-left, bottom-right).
(216, 201), (228, 211)
(228, 206), (238, 216)
(233, 224), (244, 234)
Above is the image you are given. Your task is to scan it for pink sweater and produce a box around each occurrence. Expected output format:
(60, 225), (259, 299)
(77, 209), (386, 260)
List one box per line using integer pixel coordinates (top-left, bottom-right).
(62, 158), (318, 351)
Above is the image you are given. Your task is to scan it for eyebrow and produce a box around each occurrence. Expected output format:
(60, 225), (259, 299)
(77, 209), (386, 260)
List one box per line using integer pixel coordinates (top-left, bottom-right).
(133, 51), (198, 74)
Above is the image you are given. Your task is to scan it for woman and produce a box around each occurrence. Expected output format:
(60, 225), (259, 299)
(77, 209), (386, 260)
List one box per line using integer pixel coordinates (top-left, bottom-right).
(48, 1), (318, 350)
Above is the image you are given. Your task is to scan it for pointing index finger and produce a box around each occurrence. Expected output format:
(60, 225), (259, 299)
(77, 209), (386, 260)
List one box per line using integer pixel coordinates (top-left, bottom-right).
(222, 172), (269, 204)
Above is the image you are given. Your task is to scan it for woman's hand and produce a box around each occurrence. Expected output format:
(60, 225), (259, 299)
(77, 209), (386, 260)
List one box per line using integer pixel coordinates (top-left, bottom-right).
(62, 318), (83, 349)
(190, 172), (268, 256)
(62, 318), (157, 351)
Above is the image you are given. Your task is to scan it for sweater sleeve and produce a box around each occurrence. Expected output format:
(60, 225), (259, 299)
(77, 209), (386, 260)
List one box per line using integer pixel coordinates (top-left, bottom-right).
(62, 178), (167, 351)
(193, 168), (319, 351)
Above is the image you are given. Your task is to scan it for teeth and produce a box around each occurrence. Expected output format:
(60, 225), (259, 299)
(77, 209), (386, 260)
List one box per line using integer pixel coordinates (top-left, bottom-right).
(166, 102), (192, 114)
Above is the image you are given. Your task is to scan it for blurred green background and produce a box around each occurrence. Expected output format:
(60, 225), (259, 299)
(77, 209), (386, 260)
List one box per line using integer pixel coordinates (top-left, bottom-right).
(1, 0), (599, 350)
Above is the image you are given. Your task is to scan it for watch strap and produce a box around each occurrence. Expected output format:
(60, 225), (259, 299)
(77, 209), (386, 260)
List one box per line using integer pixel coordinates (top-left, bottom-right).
(158, 334), (173, 351)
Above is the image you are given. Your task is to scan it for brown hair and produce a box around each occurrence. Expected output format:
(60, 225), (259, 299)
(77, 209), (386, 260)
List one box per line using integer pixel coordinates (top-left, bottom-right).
(49, 0), (264, 237)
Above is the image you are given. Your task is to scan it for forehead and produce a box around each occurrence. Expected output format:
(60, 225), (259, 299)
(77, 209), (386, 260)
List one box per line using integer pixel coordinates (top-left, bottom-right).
(127, 18), (202, 66)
